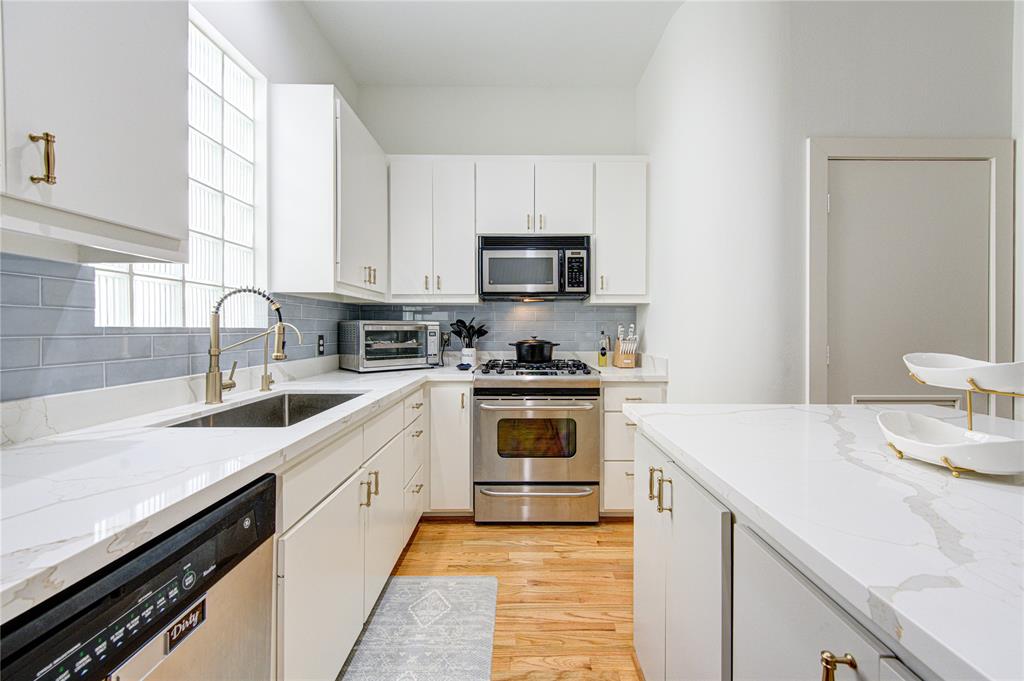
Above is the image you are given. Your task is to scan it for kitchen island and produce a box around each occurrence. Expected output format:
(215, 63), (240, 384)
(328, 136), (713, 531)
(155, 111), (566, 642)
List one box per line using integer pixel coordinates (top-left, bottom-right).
(624, 403), (1023, 681)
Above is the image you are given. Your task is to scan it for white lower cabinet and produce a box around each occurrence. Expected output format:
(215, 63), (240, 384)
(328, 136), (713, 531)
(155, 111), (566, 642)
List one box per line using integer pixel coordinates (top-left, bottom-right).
(403, 465), (426, 541)
(428, 384), (473, 512)
(602, 461), (634, 512)
(362, 435), (406, 619)
(633, 435), (731, 681)
(603, 382), (665, 512)
(277, 471), (365, 681)
(733, 525), (890, 681)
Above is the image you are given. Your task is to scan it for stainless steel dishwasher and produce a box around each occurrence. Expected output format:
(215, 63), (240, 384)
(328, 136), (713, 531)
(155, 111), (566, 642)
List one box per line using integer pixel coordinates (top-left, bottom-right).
(1, 475), (276, 681)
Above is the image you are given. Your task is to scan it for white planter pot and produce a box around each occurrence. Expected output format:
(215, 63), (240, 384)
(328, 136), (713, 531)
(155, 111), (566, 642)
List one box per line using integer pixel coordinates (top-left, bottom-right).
(460, 348), (477, 366)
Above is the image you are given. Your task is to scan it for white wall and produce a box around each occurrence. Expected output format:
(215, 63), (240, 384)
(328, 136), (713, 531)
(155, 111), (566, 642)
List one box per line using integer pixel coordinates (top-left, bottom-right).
(191, 0), (359, 108)
(635, 1), (1014, 403)
(359, 86), (635, 154)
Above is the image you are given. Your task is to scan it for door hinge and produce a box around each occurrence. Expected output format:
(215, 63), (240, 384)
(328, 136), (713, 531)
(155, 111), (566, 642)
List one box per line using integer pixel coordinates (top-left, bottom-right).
(825, 345), (831, 366)
(826, 193), (831, 214)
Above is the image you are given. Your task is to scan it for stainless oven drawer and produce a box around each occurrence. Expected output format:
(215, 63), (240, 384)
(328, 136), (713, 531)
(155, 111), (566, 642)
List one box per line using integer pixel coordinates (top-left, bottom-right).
(474, 484), (600, 523)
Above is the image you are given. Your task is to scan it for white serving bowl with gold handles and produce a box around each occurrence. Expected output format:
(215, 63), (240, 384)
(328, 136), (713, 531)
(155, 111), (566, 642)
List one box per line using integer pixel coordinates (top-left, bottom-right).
(903, 353), (1024, 394)
(877, 411), (1024, 476)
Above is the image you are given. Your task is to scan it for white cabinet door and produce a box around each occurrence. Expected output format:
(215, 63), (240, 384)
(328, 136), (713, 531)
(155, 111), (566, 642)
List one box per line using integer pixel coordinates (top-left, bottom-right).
(278, 471), (365, 681)
(733, 526), (888, 681)
(476, 160), (534, 234)
(3, 1), (187, 242)
(390, 159), (434, 295)
(403, 464), (426, 542)
(664, 463), (732, 681)
(429, 384), (473, 511)
(534, 161), (593, 234)
(594, 162), (647, 296)
(363, 435), (405, 619)
(338, 98), (387, 292)
(633, 436), (670, 681)
(604, 412), (637, 461)
(432, 160), (477, 294)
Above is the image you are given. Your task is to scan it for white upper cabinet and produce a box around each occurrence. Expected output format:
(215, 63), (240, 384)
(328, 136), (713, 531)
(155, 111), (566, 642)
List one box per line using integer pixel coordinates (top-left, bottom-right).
(476, 160), (534, 234)
(269, 85), (387, 300)
(389, 158), (477, 299)
(593, 161), (647, 300)
(1, 0), (188, 262)
(389, 159), (434, 295)
(432, 160), (477, 295)
(534, 161), (594, 234)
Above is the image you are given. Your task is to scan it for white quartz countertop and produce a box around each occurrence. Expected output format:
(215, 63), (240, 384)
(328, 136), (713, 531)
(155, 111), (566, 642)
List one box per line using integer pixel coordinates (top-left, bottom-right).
(0, 366), (473, 624)
(622, 403), (1023, 681)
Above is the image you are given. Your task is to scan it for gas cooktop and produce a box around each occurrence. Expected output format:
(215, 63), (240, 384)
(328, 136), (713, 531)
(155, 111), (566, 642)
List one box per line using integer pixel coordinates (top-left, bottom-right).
(473, 359), (599, 389)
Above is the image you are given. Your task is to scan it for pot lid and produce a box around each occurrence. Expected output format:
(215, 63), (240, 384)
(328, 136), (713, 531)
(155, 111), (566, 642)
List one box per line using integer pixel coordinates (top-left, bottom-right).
(509, 336), (560, 346)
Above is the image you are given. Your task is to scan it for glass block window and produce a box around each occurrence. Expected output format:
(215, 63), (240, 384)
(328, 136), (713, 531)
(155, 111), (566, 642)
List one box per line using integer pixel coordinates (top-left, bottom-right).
(94, 21), (264, 328)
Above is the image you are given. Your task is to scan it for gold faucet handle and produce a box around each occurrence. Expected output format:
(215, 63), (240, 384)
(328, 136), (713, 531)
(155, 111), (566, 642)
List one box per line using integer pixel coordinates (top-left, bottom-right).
(222, 360), (238, 391)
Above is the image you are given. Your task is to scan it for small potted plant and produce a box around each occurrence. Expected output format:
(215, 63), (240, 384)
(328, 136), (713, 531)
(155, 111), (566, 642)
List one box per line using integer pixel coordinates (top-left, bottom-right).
(450, 317), (488, 366)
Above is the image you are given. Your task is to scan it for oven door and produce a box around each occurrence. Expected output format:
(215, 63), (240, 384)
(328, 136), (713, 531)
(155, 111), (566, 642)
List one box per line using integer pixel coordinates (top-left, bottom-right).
(360, 324), (430, 370)
(480, 249), (560, 295)
(474, 398), (600, 483)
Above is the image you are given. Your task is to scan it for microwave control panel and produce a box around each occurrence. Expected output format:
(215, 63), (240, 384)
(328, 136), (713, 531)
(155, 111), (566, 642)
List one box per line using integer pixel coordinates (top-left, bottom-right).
(564, 251), (588, 292)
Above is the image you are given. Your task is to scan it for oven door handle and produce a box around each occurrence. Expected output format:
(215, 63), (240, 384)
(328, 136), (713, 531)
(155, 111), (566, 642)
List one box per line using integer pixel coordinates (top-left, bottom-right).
(479, 487), (595, 498)
(478, 403), (595, 412)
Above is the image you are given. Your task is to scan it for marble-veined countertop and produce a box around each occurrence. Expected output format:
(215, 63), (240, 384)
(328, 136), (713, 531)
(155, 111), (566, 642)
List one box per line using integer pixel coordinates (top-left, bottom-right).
(622, 403), (1023, 681)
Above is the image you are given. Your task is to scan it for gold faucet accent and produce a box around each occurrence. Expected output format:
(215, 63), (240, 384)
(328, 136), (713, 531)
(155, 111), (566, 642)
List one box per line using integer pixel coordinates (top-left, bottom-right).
(205, 288), (303, 404)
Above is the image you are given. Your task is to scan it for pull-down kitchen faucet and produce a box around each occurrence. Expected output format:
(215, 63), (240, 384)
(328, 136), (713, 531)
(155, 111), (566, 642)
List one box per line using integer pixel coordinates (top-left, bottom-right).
(205, 287), (303, 404)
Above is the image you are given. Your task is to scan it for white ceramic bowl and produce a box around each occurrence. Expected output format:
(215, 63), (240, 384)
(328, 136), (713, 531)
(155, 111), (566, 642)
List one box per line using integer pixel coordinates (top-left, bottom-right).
(877, 410), (1024, 476)
(903, 353), (1024, 394)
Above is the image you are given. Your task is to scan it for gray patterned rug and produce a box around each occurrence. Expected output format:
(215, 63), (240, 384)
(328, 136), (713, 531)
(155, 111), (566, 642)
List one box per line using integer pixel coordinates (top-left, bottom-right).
(338, 576), (498, 681)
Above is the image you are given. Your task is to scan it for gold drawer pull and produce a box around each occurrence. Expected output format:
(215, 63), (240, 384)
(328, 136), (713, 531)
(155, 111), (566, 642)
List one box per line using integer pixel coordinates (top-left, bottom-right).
(29, 132), (57, 185)
(360, 480), (372, 507)
(623, 396), (644, 402)
(820, 651), (857, 681)
(411, 402), (424, 410)
(371, 470), (380, 496)
(647, 466), (661, 500)
(411, 429), (424, 438)
(657, 476), (672, 513)
(624, 471), (634, 478)
(413, 483), (424, 494)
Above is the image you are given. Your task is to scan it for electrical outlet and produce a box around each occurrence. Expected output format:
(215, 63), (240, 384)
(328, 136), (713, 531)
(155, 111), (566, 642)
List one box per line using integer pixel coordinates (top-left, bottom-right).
(317, 335), (325, 355)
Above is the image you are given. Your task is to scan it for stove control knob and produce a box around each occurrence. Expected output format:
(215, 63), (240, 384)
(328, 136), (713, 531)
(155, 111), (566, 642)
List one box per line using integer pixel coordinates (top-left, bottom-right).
(496, 369), (505, 374)
(480, 368), (490, 374)
(582, 368), (591, 374)
(568, 369), (577, 375)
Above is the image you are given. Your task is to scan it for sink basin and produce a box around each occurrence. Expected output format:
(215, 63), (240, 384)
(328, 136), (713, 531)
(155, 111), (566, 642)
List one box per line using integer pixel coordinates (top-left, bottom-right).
(171, 392), (362, 428)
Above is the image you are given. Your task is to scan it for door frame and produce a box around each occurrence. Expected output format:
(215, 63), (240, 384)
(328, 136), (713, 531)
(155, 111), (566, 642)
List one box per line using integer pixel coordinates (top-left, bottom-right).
(806, 138), (1014, 415)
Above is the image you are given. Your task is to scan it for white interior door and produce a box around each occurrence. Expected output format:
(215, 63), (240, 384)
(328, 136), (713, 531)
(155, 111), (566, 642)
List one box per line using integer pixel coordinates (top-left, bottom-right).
(534, 161), (594, 234)
(389, 159), (434, 295)
(825, 159), (991, 406)
(432, 160), (477, 295)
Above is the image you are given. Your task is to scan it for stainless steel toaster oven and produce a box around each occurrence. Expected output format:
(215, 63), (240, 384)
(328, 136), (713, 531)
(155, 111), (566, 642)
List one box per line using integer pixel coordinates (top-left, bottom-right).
(338, 320), (441, 372)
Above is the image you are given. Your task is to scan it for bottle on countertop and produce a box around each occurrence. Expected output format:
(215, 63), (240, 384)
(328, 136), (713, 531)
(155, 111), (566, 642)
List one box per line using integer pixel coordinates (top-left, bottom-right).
(598, 329), (609, 367)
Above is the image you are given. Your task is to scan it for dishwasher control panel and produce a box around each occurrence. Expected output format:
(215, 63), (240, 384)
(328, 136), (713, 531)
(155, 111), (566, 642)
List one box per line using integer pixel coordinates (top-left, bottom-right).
(0, 478), (274, 681)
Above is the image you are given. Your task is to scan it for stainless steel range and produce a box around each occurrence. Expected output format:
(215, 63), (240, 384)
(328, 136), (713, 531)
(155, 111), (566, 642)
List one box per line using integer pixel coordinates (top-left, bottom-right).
(473, 359), (600, 523)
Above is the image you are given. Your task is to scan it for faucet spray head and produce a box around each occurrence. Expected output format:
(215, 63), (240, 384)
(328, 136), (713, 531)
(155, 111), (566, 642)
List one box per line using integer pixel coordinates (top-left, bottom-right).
(272, 322), (287, 361)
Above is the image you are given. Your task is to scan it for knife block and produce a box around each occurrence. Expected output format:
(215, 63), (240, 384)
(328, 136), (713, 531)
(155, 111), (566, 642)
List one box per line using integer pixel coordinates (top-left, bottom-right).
(612, 339), (636, 368)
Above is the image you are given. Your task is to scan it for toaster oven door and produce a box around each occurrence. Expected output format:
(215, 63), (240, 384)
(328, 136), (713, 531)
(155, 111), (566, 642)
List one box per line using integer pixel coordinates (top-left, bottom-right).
(361, 324), (430, 369)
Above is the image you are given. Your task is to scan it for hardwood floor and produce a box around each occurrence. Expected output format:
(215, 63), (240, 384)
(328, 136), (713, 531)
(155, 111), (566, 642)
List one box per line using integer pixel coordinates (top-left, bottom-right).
(392, 518), (640, 681)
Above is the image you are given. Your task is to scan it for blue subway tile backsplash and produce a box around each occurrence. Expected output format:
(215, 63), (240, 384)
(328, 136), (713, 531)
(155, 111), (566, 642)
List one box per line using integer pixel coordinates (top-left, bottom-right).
(0, 254), (636, 400)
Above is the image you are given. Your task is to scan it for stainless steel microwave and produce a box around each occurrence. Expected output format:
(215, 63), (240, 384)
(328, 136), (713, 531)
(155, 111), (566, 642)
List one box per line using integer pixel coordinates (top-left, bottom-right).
(339, 321), (441, 372)
(479, 236), (590, 300)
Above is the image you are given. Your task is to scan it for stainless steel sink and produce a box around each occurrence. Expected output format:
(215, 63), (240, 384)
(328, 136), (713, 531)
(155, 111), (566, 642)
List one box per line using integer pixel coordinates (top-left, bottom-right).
(170, 393), (362, 428)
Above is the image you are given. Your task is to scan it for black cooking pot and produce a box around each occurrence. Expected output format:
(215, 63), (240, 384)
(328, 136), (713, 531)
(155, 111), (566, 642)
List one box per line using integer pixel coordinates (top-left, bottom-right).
(509, 336), (560, 364)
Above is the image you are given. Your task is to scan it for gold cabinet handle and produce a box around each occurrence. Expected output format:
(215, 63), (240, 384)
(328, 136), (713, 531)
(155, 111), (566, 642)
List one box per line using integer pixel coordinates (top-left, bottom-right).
(29, 132), (57, 185)
(364, 266), (370, 284)
(600, 274), (605, 290)
(411, 429), (424, 438)
(413, 483), (424, 494)
(436, 274), (441, 290)
(460, 392), (466, 409)
(539, 213), (545, 230)
(411, 402), (424, 410)
(624, 396), (644, 402)
(647, 466), (661, 500)
(371, 267), (377, 285)
(820, 651), (857, 681)
(424, 274), (429, 291)
(371, 469), (380, 496)
(526, 213), (532, 231)
(657, 476), (673, 513)
(360, 480), (373, 507)
(624, 471), (634, 478)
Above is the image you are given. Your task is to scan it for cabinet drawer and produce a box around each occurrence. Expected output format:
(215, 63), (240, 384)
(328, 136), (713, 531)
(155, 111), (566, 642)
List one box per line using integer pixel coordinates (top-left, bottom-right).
(404, 388), (426, 426)
(404, 420), (428, 486)
(604, 384), (665, 411)
(403, 465), (426, 541)
(733, 526), (890, 681)
(604, 412), (637, 461)
(281, 427), (363, 531)
(363, 402), (404, 459)
(602, 461), (634, 511)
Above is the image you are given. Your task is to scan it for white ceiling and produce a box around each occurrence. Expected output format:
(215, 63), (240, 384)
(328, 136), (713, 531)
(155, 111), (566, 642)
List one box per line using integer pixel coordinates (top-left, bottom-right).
(305, 1), (681, 87)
